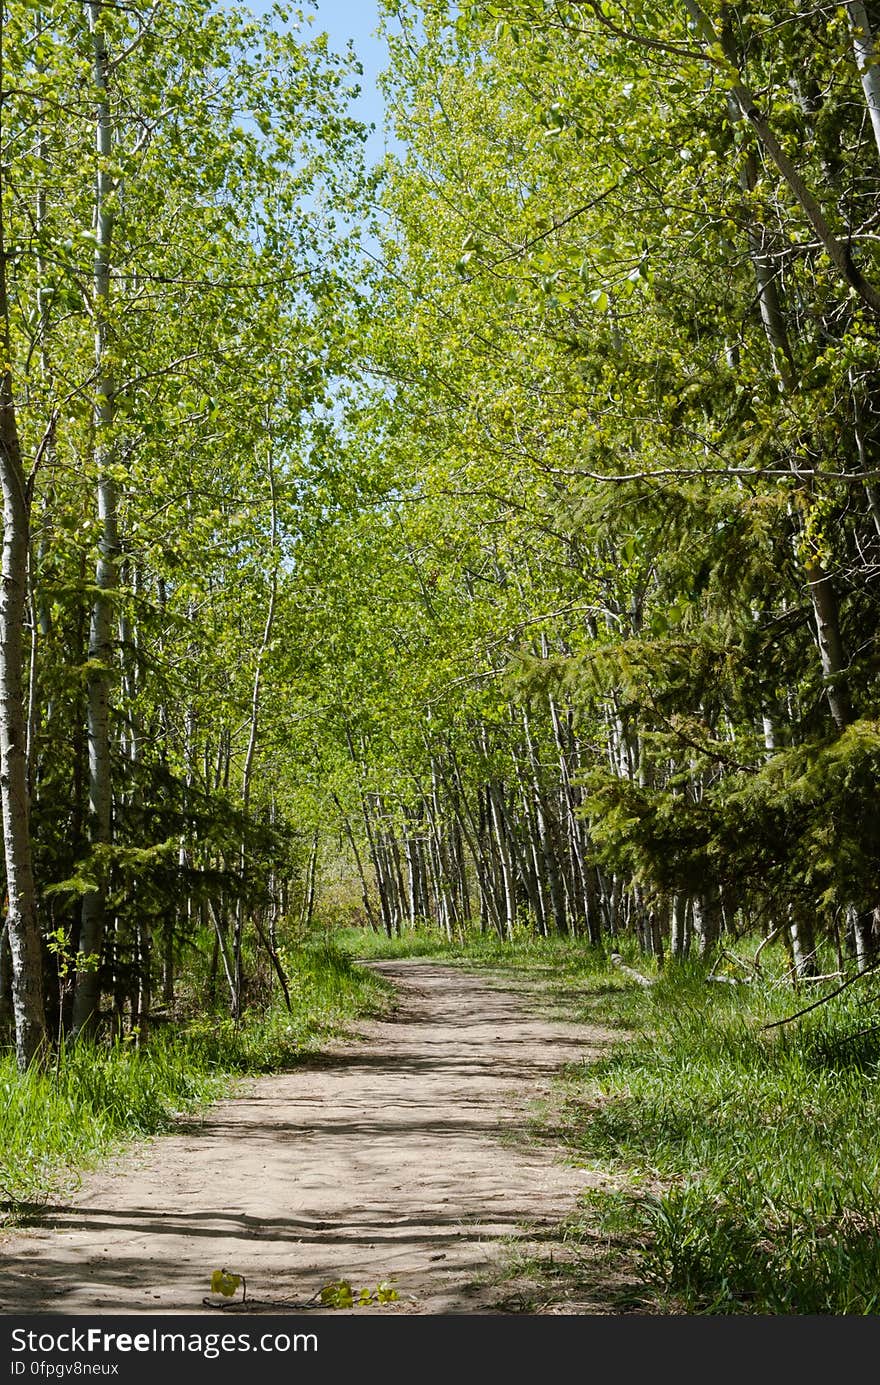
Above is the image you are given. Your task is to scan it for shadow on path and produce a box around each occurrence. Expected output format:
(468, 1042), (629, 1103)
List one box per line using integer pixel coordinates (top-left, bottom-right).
(0, 961), (613, 1315)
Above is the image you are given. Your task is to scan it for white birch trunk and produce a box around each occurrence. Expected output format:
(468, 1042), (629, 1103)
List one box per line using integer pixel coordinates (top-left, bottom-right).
(233, 446), (278, 1015)
(847, 2), (880, 164)
(0, 5), (47, 1068)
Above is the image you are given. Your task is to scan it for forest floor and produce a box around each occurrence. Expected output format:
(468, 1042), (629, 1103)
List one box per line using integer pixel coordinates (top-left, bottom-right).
(0, 960), (639, 1315)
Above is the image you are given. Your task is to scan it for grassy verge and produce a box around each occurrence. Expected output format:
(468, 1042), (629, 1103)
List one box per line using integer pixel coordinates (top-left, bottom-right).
(185, 939), (392, 1070)
(559, 960), (880, 1314)
(335, 923), (642, 993)
(1, 942), (391, 1217)
(342, 926), (880, 1315)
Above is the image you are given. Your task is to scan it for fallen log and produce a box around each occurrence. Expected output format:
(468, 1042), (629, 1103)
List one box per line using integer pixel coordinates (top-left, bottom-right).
(610, 953), (655, 987)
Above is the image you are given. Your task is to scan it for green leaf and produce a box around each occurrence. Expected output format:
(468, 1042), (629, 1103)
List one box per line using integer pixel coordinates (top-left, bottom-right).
(211, 1269), (242, 1297)
(319, 1279), (355, 1308)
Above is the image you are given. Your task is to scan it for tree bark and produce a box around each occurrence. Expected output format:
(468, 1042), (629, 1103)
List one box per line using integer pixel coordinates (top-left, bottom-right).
(0, 5), (47, 1068)
(788, 904), (818, 980)
(847, 2), (880, 164)
(300, 829), (318, 931)
(670, 894), (690, 959)
(233, 443), (278, 1018)
(692, 889), (721, 958)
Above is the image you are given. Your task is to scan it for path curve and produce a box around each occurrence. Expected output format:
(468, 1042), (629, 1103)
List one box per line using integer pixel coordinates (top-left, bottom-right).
(1, 961), (612, 1315)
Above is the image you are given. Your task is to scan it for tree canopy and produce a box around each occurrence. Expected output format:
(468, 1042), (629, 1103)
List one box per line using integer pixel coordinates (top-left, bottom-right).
(3, 0), (880, 1066)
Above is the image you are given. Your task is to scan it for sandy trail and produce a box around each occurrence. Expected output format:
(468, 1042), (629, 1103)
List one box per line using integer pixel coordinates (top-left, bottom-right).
(0, 960), (614, 1315)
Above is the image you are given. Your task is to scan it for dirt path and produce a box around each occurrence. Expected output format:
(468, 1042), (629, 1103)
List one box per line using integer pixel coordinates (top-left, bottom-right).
(0, 961), (617, 1315)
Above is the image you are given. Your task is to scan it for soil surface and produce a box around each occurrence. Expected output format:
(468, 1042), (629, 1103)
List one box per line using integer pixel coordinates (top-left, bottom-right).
(0, 960), (619, 1315)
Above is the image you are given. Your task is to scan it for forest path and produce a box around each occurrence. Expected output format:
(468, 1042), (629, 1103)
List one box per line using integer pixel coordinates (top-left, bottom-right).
(0, 961), (620, 1315)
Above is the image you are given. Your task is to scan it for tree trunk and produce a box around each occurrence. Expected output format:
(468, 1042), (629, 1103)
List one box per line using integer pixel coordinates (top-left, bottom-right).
(233, 443), (278, 1019)
(802, 558), (852, 730)
(670, 894), (690, 959)
(847, 2), (880, 164)
(300, 829), (318, 931)
(692, 889), (721, 958)
(0, 8), (47, 1067)
(725, 94), (853, 731)
(848, 904), (878, 973)
(788, 905), (818, 980)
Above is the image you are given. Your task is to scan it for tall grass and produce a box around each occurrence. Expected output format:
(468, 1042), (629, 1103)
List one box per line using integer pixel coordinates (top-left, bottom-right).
(553, 958), (880, 1314)
(0, 1034), (225, 1207)
(0, 942), (390, 1215)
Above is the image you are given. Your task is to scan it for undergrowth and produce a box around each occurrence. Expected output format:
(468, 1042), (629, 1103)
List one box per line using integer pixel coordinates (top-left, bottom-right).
(185, 940), (392, 1071)
(559, 962), (880, 1315)
(0, 942), (390, 1216)
(507, 945), (880, 1315)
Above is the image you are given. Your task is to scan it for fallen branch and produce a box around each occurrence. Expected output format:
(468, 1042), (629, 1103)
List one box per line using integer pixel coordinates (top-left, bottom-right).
(754, 924), (786, 972)
(708, 949), (752, 984)
(795, 971), (846, 984)
(762, 955), (880, 1029)
(610, 953), (655, 987)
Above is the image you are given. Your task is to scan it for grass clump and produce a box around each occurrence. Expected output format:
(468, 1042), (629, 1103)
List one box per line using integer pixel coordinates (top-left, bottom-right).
(554, 960), (880, 1314)
(0, 941), (390, 1217)
(0, 1035), (224, 1209)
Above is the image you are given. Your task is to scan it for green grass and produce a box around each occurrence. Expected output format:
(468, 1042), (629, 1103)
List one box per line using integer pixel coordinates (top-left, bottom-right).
(0, 942), (391, 1216)
(337, 921), (642, 980)
(0, 1032), (225, 1209)
(338, 923), (647, 1031)
(334, 924), (462, 959)
(185, 940), (392, 1070)
(560, 965), (880, 1314)
(533, 951), (880, 1314)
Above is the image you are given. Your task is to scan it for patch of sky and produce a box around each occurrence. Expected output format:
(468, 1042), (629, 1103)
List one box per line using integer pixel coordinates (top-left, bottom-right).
(214, 2), (405, 458)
